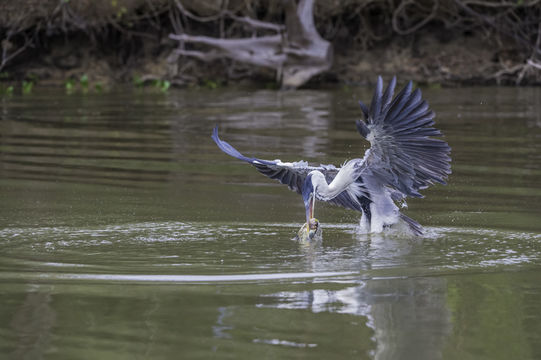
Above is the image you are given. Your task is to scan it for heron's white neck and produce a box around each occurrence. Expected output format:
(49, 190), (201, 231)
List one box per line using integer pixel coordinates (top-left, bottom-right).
(310, 160), (361, 201)
(309, 172), (344, 201)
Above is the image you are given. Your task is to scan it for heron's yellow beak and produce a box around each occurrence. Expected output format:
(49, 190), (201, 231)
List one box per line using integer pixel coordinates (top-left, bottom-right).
(305, 193), (316, 234)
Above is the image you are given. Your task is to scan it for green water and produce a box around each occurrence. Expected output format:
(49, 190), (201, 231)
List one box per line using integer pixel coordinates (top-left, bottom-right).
(1, 86), (540, 359)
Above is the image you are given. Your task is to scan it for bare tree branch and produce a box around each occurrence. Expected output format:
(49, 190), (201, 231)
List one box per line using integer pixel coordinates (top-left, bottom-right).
(169, 0), (332, 89)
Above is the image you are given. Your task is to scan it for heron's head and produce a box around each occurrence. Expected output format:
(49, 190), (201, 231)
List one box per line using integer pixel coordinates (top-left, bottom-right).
(302, 173), (316, 226)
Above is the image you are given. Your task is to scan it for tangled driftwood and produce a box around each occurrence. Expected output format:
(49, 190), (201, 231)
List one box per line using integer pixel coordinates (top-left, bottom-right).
(169, 0), (332, 89)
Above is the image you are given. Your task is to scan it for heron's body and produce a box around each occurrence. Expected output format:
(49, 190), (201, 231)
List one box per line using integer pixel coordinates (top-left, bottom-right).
(212, 77), (451, 236)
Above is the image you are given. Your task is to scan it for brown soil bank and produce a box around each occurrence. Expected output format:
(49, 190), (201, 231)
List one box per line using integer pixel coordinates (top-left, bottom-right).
(1, 0), (541, 88)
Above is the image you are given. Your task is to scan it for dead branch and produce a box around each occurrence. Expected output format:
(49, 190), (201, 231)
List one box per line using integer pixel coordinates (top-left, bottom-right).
(392, 0), (439, 35)
(0, 32), (32, 73)
(170, 33), (286, 67)
(527, 59), (541, 70)
(226, 14), (285, 32)
(169, 0), (332, 89)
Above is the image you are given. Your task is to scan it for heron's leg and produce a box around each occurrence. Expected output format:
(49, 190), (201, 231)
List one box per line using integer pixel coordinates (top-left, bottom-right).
(359, 211), (370, 233)
(359, 201), (372, 233)
(369, 202), (384, 233)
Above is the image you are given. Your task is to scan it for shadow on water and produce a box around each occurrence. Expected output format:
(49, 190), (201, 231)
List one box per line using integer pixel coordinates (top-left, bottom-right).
(1, 86), (541, 359)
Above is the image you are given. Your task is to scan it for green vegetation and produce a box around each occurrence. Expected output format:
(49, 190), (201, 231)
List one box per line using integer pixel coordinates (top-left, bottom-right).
(65, 78), (76, 93)
(133, 76), (172, 91)
(133, 75), (144, 88)
(153, 79), (171, 92)
(22, 80), (34, 94)
(202, 79), (219, 90)
(63, 74), (104, 94)
(1, 85), (14, 96)
(80, 74), (89, 89)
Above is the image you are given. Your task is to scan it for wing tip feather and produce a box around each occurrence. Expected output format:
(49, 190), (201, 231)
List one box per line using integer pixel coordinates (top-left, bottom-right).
(358, 77), (452, 196)
(356, 119), (370, 139)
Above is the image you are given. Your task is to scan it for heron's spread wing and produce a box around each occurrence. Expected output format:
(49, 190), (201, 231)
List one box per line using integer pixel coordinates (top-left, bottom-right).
(212, 127), (370, 212)
(212, 126), (326, 194)
(357, 76), (451, 198)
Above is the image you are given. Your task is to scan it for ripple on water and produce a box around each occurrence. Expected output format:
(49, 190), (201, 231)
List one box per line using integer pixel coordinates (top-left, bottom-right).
(0, 222), (539, 284)
(426, 226), (541, 271)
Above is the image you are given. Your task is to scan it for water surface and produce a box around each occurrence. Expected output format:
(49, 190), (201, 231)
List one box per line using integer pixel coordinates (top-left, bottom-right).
(1, 86), (541, 359)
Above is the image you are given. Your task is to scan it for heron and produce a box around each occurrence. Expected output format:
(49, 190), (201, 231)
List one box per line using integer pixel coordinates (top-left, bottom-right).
(212, 76), (451, 236)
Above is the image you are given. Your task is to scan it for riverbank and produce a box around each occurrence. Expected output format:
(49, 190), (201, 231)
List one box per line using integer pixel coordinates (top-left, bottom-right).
(1, 0), (540, 90)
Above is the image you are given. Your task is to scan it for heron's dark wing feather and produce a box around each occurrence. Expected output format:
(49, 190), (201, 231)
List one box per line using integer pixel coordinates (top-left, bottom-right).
(328, 190), (366, 212)
(357, 76), (451, 198)
(212, 126), (320, 194)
